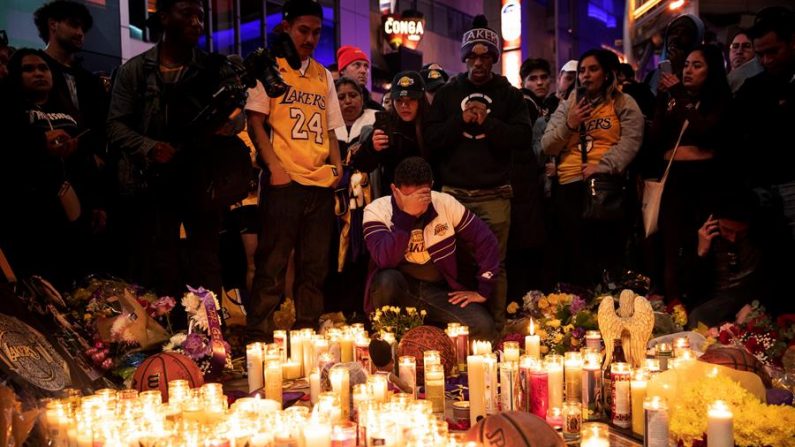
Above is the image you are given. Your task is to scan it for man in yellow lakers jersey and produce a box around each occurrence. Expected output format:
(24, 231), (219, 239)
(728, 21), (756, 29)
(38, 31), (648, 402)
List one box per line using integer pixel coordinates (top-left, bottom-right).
(245, 0), (344, 341)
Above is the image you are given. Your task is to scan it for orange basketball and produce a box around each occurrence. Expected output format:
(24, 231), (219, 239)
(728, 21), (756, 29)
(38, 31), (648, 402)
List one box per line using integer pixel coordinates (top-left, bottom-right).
(397, 325), (456, 382)
(700, 346), (772, 387)
(131, 352), (204, 401)
(466, 411), (564, 447)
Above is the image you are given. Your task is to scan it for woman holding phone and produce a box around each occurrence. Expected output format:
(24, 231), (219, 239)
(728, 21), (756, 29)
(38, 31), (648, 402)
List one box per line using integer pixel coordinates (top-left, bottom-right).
(649, 44), (732, 307)
(541, 48), (644, 286)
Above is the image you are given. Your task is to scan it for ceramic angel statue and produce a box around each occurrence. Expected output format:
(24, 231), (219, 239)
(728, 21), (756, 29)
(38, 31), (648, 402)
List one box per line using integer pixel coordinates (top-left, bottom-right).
(597, 289), (654, 368)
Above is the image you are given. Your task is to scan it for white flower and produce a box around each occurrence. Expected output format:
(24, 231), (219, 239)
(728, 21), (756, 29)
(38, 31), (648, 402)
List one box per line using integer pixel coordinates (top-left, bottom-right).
(164, 333), (188, 351)
(181, 293), (201, 314)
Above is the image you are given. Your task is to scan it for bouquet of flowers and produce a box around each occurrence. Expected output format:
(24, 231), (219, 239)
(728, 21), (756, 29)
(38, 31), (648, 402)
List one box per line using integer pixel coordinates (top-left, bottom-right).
(709, 301), (795, 367)
(163, 287), (232, 379)
(370, 305), (427, 340)
(506, 291), (598, 355)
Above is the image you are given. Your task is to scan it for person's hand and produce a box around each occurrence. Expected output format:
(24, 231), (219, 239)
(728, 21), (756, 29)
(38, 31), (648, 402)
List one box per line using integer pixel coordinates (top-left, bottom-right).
(372, 129), (390, 151)
(544, 160), (556, 177)
(697, 214), (720, 257)
(566, 97), (592, 130)
(150, 142), (177, 164)
(582, 163), (600, 179)
(658, 73), (680, 93)
(45, 129), (77, 158)
(332, 163), (344, 188)
(393, 186), (431, 216)
(463, 101), (488, 125)
(269, 164), (291, 186)
(448, 291), (487, 308)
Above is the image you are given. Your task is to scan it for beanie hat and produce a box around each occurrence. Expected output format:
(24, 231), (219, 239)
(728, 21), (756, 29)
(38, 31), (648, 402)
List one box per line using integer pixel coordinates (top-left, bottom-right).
(390, 71), (425, 99)
(420, 63), (449, 92)
(461, 15), (500, 63)
(337, 45), (370, 71)
(283, 0), (323, 21)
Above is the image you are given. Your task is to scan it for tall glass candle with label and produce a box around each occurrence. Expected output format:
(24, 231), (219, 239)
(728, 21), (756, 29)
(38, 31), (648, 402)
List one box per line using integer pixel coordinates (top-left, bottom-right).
(582, 351), (602, 420)
(425, 363), (445, 414)
(499, 361), (517, 411)
(467, 355), (486, 424)
(529, 361), (549, 418)
(399, 356), (417, 399)
(611, 362), (631, 428)
(707, 400), (733, 447)
(545, 354), (564, 410)
(643, 396), (669, 447)
(273, 330), (287, 362)
(484, 353), (499, 415)
(564, 351), (583, 402)
(246, 342), (264, 393)
(631, 370), (648, 437)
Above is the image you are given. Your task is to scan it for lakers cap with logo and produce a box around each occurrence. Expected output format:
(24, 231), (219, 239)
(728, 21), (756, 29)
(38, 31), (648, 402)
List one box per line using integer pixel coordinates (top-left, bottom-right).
(420, 63), (449, 92)
(390, 71), (425, 99)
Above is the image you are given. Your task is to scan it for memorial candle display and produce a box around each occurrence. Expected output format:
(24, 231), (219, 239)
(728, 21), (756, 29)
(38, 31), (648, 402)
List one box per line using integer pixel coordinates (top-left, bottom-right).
(545, 354), (564, 410)
(581, 423), (610, 447)
(503, 341), (520, 364)
(562, 401), (583, 442)
(644, 359), (661, 377)
(290, 330), (304, 374)
(456, 326), (469, 372)
(655, 343), (672, 371)
(340, 332), (354, 363)
(529, 361), (549, 418)
(524, 320), (541, 361)
(484, 353), (498, 415)
(499, 361), (517, 411)
(355, 336), (371, 373)
(282, 359), (302, 380)
(564, 351), (583, 402)
(310, 368), (321, 405)
(467, 355), (486, 424)
(673, 336), (690, 357)
(273, 330), (287, 362)
(264, 360), (283, 404)
(585, 330), (602, 351)
(630, 370), (648, 437)
(707, 400), (733, 447)
(425, 363), (445, 414)
(518, 356), (534, 412)
(330, 366), (351, 420)
(582, 351), (602, 420)
(472, 340), (492, 356)
(399, 356), (417, 398)
(643, 396), (669, 447)
(246, 342), (264, 393)
(611, 362), (631, 428)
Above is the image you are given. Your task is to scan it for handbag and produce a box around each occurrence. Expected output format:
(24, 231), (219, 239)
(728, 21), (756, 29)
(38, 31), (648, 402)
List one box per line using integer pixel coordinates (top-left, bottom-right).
(579, 123), (626, 221)
(642, 119), (690, 237)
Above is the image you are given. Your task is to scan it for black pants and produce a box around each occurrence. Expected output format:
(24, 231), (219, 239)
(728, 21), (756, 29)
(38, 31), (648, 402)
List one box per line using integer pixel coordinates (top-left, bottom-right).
(247, 182), (334, 341)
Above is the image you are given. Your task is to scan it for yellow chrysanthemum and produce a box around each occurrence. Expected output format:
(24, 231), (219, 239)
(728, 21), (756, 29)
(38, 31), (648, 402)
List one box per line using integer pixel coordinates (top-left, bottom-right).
(561, 294), (573, 304)
(420, 310), (427, 317)
(537, 329), (548, 339)
(563, 324), (574, 333)
(538, 299), (549, 309)
(554, 333), (564, 343)
(506, 302), (519, 315)
(407, 307), (417, 315)
(546, 319), (561, 328)
(547, 294), (559, 305)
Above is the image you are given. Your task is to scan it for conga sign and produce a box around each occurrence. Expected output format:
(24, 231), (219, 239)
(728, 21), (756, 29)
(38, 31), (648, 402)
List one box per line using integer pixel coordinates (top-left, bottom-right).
(0, 313), (70, 391)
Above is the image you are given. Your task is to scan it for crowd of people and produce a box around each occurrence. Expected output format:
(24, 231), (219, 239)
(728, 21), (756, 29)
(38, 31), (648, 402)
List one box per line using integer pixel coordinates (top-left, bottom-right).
(1, 0), (794, 345)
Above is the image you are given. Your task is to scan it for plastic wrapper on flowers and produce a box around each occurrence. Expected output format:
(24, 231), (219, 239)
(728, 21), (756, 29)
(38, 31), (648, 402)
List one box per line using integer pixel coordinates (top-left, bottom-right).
(370, 305), (427, 340)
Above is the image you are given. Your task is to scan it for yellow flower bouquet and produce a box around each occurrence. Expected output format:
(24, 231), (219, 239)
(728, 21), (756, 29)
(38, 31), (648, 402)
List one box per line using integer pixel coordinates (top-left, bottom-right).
(370, 305), (427, 339)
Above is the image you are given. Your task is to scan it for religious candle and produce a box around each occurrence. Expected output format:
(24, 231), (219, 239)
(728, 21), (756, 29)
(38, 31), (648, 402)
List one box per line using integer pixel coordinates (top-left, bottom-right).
(273, 330), (287, 362)
(503, 341), (520, 364)
(564, 351), (583, 402)
(581, 422), (610, 447)
(425, 363), (445, 414)
(264, 360), (283, 405)
(546, 406), (562, 429)
(327, 331), (342, 364)
(529, 361), (549, 419)
(246, 342), (264, 393)
(631, 370), (648, 437)
(525, 319), (541, 360)
(545, 354), (564, 410)
(499, 362), (517, 412)
(673, 337), (690, 357)
(423, 350), (441, 369)
(399, 356), (417, 399)
(467, 355), (486, 424)
(310, 368), (321, 405)
(167, 379), (190, 406)
(644, 359), (661, 377)
(585, 331), (602, 351)
(457, 326), (470, 372)
(644, 396), (669, 447)
(303, 336), (317, 379)
(282, 359), (302, 380)
(518, 356), (535, 412)
(289, 330), (304, 375)
(484, 353), (498, 415)
(314, 337), (330, 363)
(249, 432), (273, 447)
(369, 373), (389, 404)
(303, 420), (332, 447)
(707, 400), (733, 447)
(381, 332), (397, 374)
(330, 366), (351, 421)
(671, 349), (696, 370)
(355, 336), (372, 373)
(562, 401), (583, 442)
(655, 343), (672, 371)
(340, 333), (354, 363)
(472, 341), (492, 356)
(611, 362), (631, 428)
(331, 421), (357, 447)
(317, 352), (335, 374)
(582, 351), (602, 420)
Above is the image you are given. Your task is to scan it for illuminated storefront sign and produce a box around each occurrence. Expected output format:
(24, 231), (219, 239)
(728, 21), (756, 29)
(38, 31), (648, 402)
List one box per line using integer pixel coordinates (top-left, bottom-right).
(383, 14), (425, 50)
(501, 0), (522, 87)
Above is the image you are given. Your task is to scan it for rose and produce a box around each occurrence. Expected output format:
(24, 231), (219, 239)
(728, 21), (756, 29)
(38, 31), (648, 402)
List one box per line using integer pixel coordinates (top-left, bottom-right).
(718, 329), (733, 345)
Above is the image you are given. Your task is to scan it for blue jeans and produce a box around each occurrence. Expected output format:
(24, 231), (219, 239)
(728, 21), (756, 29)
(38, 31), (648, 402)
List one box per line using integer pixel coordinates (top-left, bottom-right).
(370, 269), (498, 343)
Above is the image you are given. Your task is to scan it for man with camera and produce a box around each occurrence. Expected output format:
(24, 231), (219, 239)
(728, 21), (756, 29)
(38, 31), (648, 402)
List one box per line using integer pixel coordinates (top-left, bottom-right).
(107, 0), (245, 298)
(245, 0), (344, 341)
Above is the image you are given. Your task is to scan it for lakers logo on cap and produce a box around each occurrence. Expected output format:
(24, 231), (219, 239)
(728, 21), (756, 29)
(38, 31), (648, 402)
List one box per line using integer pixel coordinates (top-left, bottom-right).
(428, 70), (442, 79)
(472, 43), (489, 55)
(398, 76), (414, 87)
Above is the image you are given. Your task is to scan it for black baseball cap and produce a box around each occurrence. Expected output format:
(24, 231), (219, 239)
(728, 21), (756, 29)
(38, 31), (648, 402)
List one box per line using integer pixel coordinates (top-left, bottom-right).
(420, 64), (449, 92)
(283, 0), (323, 21)
(390, 71), (425, 99)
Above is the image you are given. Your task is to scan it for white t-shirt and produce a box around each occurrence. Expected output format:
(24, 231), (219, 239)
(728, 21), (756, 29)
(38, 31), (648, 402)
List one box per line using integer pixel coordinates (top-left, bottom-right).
(245, 58), (344, 131)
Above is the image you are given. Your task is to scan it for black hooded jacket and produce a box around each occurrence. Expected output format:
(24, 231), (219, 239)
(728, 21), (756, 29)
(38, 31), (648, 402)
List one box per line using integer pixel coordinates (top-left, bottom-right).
(425, 72), (532, 189)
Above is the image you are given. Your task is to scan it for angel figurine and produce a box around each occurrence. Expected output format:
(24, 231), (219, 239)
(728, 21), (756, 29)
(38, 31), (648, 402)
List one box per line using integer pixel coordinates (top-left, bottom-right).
(597, 289), (654, 369)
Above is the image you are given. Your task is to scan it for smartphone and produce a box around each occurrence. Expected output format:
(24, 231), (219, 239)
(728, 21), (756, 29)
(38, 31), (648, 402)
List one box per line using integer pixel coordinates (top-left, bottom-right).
(373, 111), (393, 135)
(658, 59), (672, 75)
(576, 85), (587, 103)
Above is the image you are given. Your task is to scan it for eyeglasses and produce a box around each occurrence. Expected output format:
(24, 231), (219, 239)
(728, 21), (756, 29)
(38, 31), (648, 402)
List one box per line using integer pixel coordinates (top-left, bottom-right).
(730, 42), (752, 50)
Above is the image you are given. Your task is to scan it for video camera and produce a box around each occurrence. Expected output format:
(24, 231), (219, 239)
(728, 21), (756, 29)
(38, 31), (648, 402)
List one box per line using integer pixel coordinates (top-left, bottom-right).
(191, 32), (302, 130)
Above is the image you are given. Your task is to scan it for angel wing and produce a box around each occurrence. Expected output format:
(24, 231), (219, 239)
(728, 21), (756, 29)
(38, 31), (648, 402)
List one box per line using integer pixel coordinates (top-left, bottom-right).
(617, 289), (636, 318)
(597, 296), (623, 369)
(626, 296), (655, 368)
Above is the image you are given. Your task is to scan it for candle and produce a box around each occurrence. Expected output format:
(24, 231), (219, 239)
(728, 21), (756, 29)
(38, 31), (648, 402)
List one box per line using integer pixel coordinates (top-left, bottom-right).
(273, 330), (287, 362)
(303, 335), (317, 378)
(249, 432), (273, 447)
(425, 363), (445, 414)
(264, 360), (283, 405)
(290, 330), (304, 375)
(562, 401), (583, 442)
(303, 421), (332, 447)
(581, 422), (610, 447)
(399, 356), (417, 399)
(631, 370), (648, 437)
(472, 341), (492, 355)
(369, 373), (389, 403)
(381, 332), (397, 374)
(564, 351), (583, 402)
(644, 359), (661, 376)
(707, 400), (733, 447)
(585, 330), (602, 351)
(581, 352), (603, 421)
(246, 342), (264, 393)
(282, 359), (302, 380)
(499, 362), (517, 412)
(331, 421), (357, 447)
(611, 362), (631, 428)
(484, 353), (498, 415)
(310, 368), (321, 405)
(352, 384), (369, 426)
(546, 406), (562, 429)
(467, 355), (486, 424)
(671, 348), (696, 370)
(355, 336), (372, 373)
(655, 343), (672, 371)
(673, 337), (690, 357)
(525, 319), (541, 360)
(503, 341), (520, 363)
(330, 366), (351, 420)
(644, 396), (669, 447)
(517, 356), (535, 412)
(340, 333), (354, 363)
(545, 354), (564, 410)
(456, 326), (469, 372)
(529, 361), (549, 418)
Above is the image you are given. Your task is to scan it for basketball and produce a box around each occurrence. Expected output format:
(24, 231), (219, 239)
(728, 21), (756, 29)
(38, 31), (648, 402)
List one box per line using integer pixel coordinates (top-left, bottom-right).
(465, 411), (564, 447)
(131, 352), (204, 401)
(700, 346), (771, 387)
(397, 325), (456, 382)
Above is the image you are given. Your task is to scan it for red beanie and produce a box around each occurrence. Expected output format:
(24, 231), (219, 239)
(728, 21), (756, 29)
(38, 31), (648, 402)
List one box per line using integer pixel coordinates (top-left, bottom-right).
(337, 45), (370, 71)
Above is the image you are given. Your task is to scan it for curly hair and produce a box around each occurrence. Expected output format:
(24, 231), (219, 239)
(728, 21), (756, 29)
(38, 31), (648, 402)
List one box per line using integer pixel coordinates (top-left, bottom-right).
(33, 0), (93, 43)
(393, 156), (433, 187)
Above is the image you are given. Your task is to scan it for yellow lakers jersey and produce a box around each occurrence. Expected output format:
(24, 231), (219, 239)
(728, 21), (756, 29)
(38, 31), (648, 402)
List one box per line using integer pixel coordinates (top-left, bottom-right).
(557, 98), (621, 184)
(269, 57), (336, 187)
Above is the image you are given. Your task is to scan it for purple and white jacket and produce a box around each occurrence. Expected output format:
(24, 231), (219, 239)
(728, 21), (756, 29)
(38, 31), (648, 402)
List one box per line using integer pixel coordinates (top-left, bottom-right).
(362, 191), (500, 313)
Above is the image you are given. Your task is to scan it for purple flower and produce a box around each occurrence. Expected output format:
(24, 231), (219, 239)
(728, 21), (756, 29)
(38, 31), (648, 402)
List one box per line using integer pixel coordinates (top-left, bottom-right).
(569, 296), (586, 314)
(182, 333), (208, 361)
(571, 327), (585, 340)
